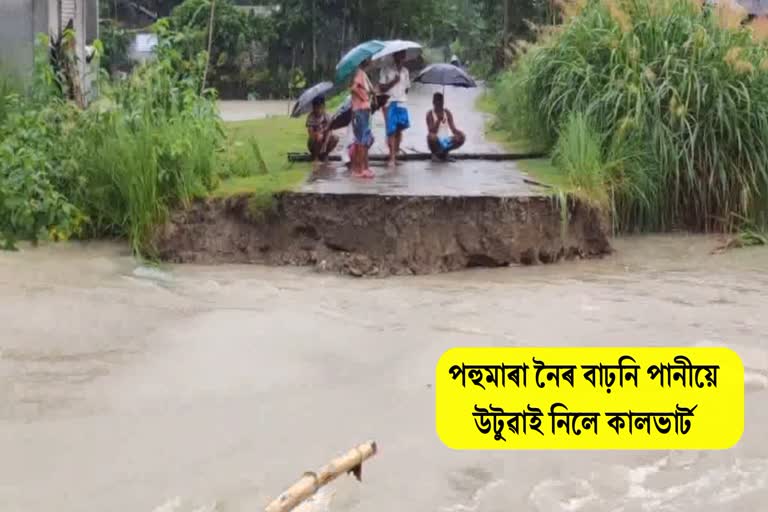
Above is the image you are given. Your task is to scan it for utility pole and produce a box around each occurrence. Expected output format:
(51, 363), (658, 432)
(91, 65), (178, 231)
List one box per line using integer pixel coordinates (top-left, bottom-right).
(201, 0), (216, 94)
(504, 0), (510, 41)
(503, 0), (511, 67)
(312, 0), (317, 75)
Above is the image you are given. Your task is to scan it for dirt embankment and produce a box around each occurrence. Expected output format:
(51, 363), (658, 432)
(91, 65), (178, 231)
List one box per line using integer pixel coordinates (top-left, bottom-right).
(153, 192), (613, 276)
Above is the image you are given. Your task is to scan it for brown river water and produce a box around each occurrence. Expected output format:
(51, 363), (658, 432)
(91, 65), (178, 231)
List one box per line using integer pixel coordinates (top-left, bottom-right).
(1, 235), (767, 511)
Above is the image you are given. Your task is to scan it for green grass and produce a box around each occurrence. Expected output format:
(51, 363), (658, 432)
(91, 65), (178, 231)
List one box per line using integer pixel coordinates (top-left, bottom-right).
(211, 169), (309, 198)
(223, 116), (308, 173)
(326, 90), (348, 111)
(475, 91), (496, 117)
(517, 158), (571, 190)
(476, 91), (569, 190)
(551, 112), (610, 205)
(476, 92), (543, 154)
(476, 92), (542, 153)
(216, 115), (310, 196)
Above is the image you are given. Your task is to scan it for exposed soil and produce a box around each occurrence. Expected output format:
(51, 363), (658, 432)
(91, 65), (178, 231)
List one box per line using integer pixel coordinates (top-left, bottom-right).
(153, 192), (613, 277)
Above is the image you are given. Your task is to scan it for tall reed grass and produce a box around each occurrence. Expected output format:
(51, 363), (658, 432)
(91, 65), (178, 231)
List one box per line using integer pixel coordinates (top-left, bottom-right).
(75, 65), (223, 254)
(495, 0), (768, 233)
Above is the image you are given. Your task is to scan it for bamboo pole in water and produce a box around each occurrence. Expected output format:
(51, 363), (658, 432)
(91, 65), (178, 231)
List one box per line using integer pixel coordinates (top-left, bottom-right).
(265, 441), (378, 512)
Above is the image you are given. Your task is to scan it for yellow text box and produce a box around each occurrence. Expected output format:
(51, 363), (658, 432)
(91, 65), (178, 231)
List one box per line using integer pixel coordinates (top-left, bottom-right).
(436, 347), (744, 450)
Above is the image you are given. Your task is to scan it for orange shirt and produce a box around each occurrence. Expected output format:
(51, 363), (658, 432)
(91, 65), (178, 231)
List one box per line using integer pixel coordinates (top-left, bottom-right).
(351, 69), (371, 111)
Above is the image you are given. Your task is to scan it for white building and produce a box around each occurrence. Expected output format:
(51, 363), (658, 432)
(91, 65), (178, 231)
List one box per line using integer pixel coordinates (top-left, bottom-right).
(127, 32), (158, 64)
(233, 4), (282, 17)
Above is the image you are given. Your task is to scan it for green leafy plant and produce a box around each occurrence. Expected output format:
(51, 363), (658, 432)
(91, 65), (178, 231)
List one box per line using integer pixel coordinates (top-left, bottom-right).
(0, 94), (86, 248)
(99, 20), (132, 73)
(288, 68), (307, 98)
(0, 23), (223, 255)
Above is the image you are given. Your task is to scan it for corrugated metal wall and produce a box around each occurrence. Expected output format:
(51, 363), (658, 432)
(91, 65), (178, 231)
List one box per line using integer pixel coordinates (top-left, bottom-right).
(61, 0), (76, 27)
(85, 0), (98, 42)
(0, 0), (35, 81)
(0, 0), (91, 89)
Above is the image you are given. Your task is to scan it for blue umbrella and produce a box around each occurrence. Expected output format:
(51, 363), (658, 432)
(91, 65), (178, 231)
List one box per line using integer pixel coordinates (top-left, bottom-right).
(335, 40), (386, 85)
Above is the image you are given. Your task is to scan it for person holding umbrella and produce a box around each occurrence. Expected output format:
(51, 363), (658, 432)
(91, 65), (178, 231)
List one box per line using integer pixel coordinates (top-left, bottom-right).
(414, 62), (475, 160)
(350, 58), (376, 178)
(336, 40), (385, 178)
(305, 96), (339, 163)
(426, 92), (465, 161)
(378, 50), (411, 167)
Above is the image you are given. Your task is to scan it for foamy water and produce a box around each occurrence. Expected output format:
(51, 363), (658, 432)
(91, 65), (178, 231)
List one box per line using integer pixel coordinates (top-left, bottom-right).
(526, 455), (768, 511)
(0, 236), (766, 512)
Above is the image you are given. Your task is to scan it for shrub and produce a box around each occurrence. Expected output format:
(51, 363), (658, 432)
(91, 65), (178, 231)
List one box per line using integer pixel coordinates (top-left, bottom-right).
(496, 0), (768, 233)
(99, 20), (132, 74)
(0, 31), (223, 255)
(0, 97), (86, 248)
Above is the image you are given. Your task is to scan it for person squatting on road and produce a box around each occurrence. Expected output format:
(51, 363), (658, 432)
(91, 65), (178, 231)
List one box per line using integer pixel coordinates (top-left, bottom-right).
(306, 96), (339, 163)
(426, 92), (465, 161)
(378, 50), (411, 167)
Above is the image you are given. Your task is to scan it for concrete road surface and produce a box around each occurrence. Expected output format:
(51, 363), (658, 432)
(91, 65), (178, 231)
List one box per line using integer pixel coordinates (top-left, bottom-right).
(300, 84), (538, 197)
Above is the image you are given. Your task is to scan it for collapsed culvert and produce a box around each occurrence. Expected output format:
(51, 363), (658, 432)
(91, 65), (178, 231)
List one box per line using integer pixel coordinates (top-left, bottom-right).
(153, 191), (612, 277)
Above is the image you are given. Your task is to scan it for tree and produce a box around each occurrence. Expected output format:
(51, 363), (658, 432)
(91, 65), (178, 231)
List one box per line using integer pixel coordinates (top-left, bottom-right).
(167, 0), (276, 96)
(112, 0), (549, 98)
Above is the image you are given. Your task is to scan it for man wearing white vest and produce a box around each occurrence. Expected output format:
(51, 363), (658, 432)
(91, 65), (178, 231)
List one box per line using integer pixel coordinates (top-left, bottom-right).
(379, 50), (411, 167)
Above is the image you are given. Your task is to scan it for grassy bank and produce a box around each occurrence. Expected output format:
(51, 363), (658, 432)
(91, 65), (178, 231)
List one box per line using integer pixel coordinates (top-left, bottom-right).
(214, 115), (310, 198)
(476, 92), (569, 190)
(489, 0), (768, 235)
(476, 92), (542, 154)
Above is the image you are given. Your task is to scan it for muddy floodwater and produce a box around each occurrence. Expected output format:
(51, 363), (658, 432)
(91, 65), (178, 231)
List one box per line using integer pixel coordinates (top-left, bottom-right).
(1, 236), (767, 512)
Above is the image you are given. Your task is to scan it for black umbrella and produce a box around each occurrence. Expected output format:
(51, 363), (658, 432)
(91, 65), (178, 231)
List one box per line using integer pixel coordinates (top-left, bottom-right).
(414, 63), (477, 91)
(329, 96), (352, 130)
(328, 93), (387, 131)
(290, 81), (335, 118)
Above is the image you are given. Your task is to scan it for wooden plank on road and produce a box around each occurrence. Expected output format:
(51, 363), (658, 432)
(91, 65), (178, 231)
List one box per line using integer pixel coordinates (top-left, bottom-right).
(287, 152), (547, 163)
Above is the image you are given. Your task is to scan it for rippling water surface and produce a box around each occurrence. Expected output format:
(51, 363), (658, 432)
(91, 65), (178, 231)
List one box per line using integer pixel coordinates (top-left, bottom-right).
(0, 235), (766, 512)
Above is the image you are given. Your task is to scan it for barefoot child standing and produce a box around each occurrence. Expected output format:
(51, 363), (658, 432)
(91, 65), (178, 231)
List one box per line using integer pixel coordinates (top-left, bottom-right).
(350, 58), (375, 178)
